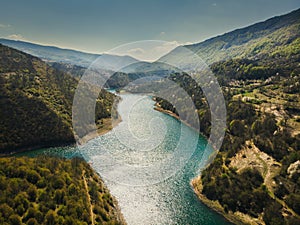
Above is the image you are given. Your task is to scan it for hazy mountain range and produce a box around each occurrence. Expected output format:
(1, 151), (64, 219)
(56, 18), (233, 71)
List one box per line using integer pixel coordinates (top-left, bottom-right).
(0, 38), (138, 70)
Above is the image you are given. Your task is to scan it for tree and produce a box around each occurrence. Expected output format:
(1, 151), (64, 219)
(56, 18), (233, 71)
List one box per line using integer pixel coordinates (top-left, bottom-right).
(286, 194), (300, 215)
(8, 215), (21, 225)
(26, 170), (40, 184)
(45, 210), (56, 225)
(26, 218), (38, 225)
(27, 186), (37, 202)
(0, 203), (14, 218)
(263, 201), (284, 225)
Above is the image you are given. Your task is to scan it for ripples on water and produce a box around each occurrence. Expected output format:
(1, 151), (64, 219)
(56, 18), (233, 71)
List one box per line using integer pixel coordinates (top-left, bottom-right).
(18, 94), (231, 225)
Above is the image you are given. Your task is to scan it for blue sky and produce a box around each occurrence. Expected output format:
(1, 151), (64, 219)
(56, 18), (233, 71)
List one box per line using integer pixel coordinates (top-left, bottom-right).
(0, 0), (299, 54)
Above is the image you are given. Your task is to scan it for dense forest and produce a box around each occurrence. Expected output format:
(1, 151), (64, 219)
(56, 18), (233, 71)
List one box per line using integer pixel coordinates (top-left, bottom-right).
(0, 156), (126, 225)
(0, 44), (117, 154)
(155, 62), (300, 224)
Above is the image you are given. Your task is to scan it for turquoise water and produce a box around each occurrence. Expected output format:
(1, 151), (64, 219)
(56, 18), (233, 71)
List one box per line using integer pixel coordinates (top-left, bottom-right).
(18, 94), (231, 225)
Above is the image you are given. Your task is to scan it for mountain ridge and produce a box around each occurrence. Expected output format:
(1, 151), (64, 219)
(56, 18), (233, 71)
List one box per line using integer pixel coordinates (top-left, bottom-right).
(0, 38), (139, 69)
(159, 8), (300, 65)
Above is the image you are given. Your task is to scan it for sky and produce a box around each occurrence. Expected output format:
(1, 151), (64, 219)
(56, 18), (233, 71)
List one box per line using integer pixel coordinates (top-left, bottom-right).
(0, 0), (300, 57)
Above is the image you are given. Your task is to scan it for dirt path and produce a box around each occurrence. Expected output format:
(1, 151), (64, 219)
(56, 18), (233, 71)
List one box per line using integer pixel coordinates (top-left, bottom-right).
(230, 142), (299, 218)
(230, 141), (281, 191)
(82, 170), (95, 225)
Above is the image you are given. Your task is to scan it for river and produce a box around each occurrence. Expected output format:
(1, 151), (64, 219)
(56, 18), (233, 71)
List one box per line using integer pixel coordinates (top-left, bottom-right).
(18, 93), (231, 225)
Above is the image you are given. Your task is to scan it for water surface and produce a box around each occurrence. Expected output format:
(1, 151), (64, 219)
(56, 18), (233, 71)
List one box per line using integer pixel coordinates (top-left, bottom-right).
(18, 94), (231, 225)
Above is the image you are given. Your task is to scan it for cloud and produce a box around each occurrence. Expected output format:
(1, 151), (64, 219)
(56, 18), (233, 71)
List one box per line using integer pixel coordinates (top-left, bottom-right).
(151, 41), (180, 59)
(153, 41), (179, 52)
(181, 41), (193, 45)
(7, 34), (24, 40)
(0, 23), (11, 28)
(212, 3), (217, 7)
(160, 31), (165, 36)
(108, 41), (181, 62)
(127, 48), (145, 55)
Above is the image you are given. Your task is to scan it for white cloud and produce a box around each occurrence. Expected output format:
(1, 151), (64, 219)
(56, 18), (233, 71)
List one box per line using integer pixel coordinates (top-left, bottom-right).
(127, 48), (145, 55)
(108, 41), (182, 62)
(153, 41), (179, 52)
(150, 41), (179, 60)
(160, 31), (165, 36)
(182, 41), (193, 45)
(7, 34), (24, 40)
(0, 23), (11, 28)
(212, 3), (217, 7)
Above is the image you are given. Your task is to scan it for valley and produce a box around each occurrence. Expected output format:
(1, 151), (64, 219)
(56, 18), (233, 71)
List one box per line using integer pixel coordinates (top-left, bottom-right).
(0, 6), (299, 225)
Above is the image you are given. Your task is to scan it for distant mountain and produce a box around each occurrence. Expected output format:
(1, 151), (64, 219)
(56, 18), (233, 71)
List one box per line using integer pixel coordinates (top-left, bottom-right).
(0, 38), (139, 69)
(0, 44), (116, 153)
(159, 8), (300, 65)
(103, 60), (183, 89)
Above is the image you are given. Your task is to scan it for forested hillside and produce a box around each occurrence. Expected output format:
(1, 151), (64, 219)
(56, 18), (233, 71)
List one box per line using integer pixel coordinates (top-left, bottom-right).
(0, 44), (116, 153)
(0, 156), (126, 225)
(160, 8), (300, 65)
(155, 8), (300, 225)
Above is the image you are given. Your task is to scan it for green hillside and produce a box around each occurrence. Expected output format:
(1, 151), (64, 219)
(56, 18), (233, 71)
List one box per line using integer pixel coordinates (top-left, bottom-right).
(155, 8), (300, 225)
(160, 8), (300, 65)
(0, 44), (116, 154)
(0, 156), (126, 225)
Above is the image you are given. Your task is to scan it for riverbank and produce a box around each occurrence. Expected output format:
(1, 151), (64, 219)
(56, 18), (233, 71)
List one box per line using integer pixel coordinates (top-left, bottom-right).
(153, 103), (204, 135)
(84, 165), (127, 225)
(1, 116), (122, 157)
(77, 94), (122, 145)
(77, 116), (122, 145)
(0, 141), (76, 157)
(154, 102), (254, 225)
(153, 104), (180, 120)
(191, 176), (258, 225)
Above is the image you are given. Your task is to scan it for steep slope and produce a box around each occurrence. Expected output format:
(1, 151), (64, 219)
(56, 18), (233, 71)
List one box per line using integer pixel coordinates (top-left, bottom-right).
(159, 8), (300, 65)
(0, 39), (138, 69)
(0, 44), (116, 153)
(154, 8), (300, 225)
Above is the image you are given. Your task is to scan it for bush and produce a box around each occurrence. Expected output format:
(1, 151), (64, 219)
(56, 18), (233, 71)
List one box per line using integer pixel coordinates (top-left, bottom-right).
(263, 201), (284, 225)
(26, 170), (40, 184)
(0, 203), (14, 218)
(26, 218), (38, 225)
(8, 215), (22, 225)
(286, 194), (300, 215)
